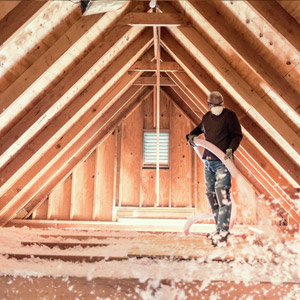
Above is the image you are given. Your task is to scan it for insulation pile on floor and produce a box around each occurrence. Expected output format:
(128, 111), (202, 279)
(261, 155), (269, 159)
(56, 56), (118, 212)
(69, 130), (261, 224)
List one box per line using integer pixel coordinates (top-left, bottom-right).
(1, 226), (300, 299)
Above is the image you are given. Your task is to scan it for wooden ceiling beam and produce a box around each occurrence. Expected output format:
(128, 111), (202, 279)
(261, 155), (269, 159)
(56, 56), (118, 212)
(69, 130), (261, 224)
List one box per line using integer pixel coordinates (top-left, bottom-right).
(183, 0), (300, 115)
(0, 12), (115, 133)
(119, 12), (187, 26)
(133, 76), (175, 86)
(0, 1), (48, 45)
(130, 61), (182, 72)
(0, 30), (153, 200)
(0, 86), (152, 227)
(245, 0), (300, 54)
(160, 34), (300, 187)
(0, 25), (149, 167)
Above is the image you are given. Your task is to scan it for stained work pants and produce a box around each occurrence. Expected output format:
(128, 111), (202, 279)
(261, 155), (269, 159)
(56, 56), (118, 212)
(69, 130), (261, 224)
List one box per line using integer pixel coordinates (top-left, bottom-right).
(204, 160), (232, 232)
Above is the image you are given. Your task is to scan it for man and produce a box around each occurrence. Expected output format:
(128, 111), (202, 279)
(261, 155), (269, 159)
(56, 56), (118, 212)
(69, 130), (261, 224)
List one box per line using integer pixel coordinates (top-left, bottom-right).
(186, 91), (243, 247)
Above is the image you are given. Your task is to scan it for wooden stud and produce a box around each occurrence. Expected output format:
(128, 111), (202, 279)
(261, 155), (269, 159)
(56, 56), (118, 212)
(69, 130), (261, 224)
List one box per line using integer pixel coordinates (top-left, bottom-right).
(115, 125), (123, 209)
(119, 103), (144, 207)
(169, 102), (193, 208)
(93, 133), (116, 221)
(71, 150), (95, 221)
(32, 198), (48, 220)
(49, 175), (72, 220)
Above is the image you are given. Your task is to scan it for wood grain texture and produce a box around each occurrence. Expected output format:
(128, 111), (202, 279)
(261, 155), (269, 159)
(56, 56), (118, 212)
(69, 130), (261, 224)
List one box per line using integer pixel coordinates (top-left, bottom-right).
(119, 103), (143, 206)
(71, 150), (95, 221)
(94, 132), (116, 221)
(48, 174), (72, 220)
(170, 103), (193, 207)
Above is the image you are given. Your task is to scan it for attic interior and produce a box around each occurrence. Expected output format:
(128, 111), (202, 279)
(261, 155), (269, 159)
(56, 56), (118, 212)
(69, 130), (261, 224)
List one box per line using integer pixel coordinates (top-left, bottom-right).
(1, 0), (300, 298)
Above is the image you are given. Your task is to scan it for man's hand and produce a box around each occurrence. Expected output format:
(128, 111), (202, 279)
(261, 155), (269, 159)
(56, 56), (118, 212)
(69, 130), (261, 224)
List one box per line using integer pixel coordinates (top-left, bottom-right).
(186, 134), (197, 147)
(224, 149), (233, 161)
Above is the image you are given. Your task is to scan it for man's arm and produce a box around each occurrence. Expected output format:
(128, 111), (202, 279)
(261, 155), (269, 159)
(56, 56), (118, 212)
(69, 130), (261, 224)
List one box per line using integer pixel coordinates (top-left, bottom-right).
(186, 121), (203, 147)
(228, 111), (243, 151)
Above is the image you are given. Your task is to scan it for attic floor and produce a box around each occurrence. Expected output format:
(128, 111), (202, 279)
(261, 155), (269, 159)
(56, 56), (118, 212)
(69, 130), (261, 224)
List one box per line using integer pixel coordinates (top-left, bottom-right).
(1, 276), (299, 300)
(1, 224), (300, 299)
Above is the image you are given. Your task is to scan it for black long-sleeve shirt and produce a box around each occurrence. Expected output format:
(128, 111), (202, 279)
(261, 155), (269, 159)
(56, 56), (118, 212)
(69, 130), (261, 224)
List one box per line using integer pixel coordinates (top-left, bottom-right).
(188, 108), (243, 160)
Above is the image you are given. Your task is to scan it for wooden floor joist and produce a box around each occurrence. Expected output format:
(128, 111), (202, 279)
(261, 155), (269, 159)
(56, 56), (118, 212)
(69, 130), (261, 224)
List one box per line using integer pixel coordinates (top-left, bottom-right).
(2, 276), (299, 300)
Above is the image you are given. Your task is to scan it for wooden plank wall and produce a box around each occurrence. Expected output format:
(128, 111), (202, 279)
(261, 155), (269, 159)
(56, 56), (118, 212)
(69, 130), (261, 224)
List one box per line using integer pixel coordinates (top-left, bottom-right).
(31, 91), (257, 224)
(119, 103), (143, 207)
(32, 132), (116, 221)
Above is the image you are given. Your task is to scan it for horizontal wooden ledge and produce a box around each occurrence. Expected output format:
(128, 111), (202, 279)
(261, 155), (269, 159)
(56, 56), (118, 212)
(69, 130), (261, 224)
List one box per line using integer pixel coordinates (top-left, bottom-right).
(119, 13), (189, 26)
(133, 76), (176, 86)
(116, 206), (196, 219)
(6, 219), (215, 232)
(130, 61), (183, 72)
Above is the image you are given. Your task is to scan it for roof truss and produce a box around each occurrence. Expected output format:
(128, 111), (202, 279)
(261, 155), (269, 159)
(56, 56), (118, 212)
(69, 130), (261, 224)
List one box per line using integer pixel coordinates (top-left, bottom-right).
(0, 0), (299, 226)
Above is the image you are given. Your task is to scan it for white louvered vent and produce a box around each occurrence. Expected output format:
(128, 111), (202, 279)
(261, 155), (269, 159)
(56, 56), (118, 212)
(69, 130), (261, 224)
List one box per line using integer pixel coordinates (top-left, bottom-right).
(143, 131), (169, 168)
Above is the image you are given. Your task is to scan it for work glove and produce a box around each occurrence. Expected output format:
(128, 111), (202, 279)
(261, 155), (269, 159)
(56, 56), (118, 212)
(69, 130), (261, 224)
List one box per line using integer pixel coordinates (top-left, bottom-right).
(186, 134), (197, 147)
(224, 149), (233, 162)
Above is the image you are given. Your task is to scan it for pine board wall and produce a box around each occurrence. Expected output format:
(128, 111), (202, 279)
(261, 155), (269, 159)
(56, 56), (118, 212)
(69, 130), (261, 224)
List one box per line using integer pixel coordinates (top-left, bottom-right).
(31, 91), (256, 224)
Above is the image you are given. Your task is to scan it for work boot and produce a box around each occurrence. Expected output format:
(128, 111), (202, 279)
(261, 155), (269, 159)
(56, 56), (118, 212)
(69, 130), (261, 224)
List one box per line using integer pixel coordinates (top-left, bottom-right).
(211, 230), (230, 247)
(206, 230), (219, 240)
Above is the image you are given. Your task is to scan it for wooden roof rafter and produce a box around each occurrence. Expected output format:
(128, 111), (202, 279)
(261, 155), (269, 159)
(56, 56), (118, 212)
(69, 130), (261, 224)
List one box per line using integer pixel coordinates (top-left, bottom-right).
(0, 31), (154, 226)
(0, 1), (81, 92)
(0, 9), (126, 134)
(179, 0), (300, 124)
(159, 2), (300, 167)
(0, 0), (48, 46)
(160, 32), (300, 187)
(0, 25), (148, 168)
